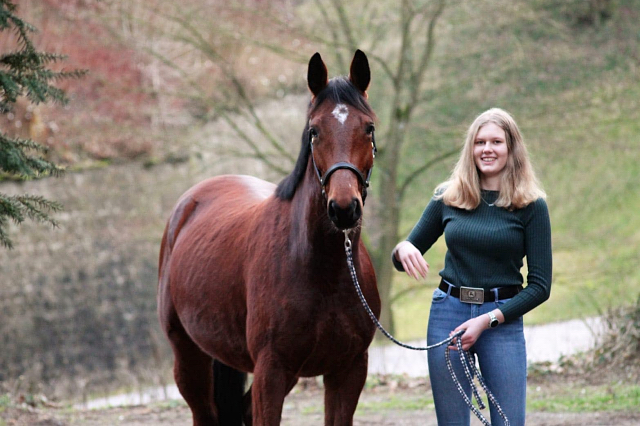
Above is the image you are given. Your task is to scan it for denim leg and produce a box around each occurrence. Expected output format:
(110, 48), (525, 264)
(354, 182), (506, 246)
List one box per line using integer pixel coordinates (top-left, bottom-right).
(427, 288), (472, 426)
(474, 304), (527, 426)
(427, 290), (527, 426)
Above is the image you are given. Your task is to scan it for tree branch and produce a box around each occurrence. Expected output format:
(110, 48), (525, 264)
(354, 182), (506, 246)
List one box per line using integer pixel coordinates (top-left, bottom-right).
(390, 282), (430, 304)
(162, 12), (296, 164)
(220, 112), (290, 176)
(410, 0), (446, 100)
(330, 0), (357, 51)
(399, 146), (460, 198)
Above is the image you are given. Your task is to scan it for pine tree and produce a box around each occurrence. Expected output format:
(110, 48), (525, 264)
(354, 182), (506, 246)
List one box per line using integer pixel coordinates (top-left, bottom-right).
(0, 0), (84, 248)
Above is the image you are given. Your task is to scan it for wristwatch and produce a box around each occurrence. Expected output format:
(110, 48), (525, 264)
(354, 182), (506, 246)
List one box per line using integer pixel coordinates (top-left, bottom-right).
(488, 312), (499, 328)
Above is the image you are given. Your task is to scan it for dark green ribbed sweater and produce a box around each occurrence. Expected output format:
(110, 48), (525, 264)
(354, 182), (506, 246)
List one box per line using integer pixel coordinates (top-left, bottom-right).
(393, 190), (552, 322)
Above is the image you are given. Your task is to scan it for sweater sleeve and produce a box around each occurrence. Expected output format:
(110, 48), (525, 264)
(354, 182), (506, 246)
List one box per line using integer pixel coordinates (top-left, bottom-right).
(392, 197), (445, 272)
(499, 198), (553, 322)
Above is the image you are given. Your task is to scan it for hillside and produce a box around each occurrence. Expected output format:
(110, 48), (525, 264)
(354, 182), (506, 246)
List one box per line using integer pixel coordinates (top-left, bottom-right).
(389, 0), (640, 336)
(0, 0), (639, 399)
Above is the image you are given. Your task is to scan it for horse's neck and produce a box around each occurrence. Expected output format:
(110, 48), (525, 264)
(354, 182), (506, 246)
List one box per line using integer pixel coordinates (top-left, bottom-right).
(287, 172), (360, 263)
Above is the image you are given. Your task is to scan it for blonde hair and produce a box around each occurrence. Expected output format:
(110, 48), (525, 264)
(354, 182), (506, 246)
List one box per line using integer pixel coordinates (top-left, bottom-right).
(435, 108), (546, 210)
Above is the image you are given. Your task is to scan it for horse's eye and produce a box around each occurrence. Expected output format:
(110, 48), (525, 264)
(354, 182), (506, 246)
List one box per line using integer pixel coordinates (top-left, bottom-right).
(309, 128), (318, 140)
(366, 124), (375, 135)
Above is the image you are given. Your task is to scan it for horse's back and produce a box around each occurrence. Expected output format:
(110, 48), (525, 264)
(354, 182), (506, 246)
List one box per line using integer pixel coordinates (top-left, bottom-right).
(164, 174), (274, 247)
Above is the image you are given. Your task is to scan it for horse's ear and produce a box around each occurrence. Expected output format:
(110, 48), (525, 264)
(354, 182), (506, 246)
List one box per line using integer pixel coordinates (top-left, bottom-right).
(349, 49), (370, 97)
(308, 52), (328, 97)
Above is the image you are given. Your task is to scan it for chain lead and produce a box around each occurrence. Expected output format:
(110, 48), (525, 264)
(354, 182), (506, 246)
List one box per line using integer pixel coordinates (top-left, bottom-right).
(343, 231), (509, 426)
(343, 229), (352, 252)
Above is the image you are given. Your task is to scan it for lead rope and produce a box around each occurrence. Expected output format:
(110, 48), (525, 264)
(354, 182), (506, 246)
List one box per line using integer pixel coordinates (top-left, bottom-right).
(343, 230), (509, 426)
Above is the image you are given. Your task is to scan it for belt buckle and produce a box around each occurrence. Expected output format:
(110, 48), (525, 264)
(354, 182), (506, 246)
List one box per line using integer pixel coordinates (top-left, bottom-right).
(460, 286), (484, 304)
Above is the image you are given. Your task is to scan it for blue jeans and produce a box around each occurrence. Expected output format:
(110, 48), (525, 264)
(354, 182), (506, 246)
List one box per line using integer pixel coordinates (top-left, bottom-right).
(427, 287), (527, 426)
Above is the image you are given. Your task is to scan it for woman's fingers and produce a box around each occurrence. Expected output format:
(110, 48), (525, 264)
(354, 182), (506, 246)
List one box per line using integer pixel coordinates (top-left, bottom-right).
(396, 242), (429, 280)
(409, 253), (428, 278)
(403, 256), (428, 280)
(401, 258), (416, 279)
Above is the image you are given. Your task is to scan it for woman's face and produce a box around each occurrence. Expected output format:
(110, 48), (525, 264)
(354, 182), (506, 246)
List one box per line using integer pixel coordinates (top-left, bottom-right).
(473, 122), (509, 186)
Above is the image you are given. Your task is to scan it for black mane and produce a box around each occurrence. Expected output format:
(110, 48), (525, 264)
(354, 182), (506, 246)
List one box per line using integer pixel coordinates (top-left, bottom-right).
(275, 77), (375, 200)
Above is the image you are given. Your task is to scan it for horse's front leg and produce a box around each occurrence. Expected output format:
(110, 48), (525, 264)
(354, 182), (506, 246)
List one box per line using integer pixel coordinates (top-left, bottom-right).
(323, 352), (369, 426)
(251, 356), (299, 426)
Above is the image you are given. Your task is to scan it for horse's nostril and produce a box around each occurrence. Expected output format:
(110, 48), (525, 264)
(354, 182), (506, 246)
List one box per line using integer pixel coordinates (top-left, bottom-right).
(328, 198), (361, 229)
(351, 199), (362, 221)
(328, 200), (338, 221)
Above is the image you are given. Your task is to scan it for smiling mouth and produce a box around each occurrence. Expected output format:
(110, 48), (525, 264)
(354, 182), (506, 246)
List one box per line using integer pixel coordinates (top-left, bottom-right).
(481, 157), (496, 163)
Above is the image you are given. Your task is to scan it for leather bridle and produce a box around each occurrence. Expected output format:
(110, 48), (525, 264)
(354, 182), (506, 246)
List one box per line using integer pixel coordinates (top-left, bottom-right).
(309, 127), (377, 204)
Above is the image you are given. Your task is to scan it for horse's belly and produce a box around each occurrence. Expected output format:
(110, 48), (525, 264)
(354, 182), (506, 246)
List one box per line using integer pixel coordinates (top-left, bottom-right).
(170, 269), (254, 371)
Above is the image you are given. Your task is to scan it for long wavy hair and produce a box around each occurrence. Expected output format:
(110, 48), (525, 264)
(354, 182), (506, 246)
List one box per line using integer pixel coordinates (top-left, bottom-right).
(435, 108), (546, 210)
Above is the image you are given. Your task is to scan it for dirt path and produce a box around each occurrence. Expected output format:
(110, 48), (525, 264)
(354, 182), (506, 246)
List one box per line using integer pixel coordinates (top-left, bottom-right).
(4, 319), (635, 425)
(5, 377), (640, 426)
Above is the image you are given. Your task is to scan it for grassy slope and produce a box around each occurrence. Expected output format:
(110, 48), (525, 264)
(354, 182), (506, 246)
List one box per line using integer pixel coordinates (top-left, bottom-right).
(386, 1), (640, 341)
(19, 0), (639, 341)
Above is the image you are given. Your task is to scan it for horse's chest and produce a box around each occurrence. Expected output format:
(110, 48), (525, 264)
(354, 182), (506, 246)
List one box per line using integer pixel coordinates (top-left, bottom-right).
(295, 299), (372, 374)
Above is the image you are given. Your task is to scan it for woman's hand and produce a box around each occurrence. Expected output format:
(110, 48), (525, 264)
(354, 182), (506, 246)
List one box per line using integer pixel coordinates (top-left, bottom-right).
(449, 310), (504, 351)
(449, 316), (487, 351)
(393, 241), (429, 280)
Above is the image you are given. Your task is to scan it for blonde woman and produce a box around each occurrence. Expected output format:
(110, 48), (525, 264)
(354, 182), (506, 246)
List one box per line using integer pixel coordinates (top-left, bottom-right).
(392, 108), (552, 425)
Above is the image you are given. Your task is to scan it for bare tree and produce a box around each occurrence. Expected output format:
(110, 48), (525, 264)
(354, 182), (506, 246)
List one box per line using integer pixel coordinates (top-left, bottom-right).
(118, 0), (453, 334)
(264, 0), (453, 333)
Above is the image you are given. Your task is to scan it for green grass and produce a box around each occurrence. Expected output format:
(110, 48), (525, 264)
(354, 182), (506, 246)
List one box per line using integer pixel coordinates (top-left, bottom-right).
(295, 380), (640, 415)
(356, 394), (435, 413)
(529, 383), (640, 413)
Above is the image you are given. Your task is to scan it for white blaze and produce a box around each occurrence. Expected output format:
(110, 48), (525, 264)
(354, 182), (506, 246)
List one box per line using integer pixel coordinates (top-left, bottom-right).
(332, 103), (349, 125)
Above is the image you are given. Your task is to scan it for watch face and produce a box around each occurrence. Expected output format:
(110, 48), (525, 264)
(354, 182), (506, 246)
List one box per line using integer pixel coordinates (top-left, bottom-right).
(488, 313), (499, 328)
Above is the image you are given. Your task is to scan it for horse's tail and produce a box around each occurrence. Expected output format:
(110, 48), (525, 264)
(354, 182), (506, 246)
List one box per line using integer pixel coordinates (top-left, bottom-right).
(213, 359), (247, 426)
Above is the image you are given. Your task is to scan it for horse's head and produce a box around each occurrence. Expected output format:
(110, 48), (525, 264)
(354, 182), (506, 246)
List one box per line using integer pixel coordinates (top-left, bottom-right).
(306, 50), (377, 230)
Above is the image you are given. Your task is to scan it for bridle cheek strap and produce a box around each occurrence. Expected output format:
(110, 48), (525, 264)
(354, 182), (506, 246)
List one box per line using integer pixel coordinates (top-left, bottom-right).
(310, 143), (372, 204)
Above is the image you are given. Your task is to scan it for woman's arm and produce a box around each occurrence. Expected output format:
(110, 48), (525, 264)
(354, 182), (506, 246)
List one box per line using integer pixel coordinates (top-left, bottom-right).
(499, 198), (553, 322)
(391, 197), (445, 277)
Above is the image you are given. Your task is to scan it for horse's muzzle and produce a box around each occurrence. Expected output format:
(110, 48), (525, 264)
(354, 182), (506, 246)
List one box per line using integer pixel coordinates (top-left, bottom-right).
(328, 198), (362, 229)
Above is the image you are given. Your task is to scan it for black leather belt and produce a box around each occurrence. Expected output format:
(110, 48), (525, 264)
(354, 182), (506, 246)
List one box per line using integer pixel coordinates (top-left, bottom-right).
(438, 279), (522, 304)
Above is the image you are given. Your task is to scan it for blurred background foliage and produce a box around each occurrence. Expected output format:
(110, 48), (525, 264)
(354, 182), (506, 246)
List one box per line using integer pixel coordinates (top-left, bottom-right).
(0, 0), (638, 401)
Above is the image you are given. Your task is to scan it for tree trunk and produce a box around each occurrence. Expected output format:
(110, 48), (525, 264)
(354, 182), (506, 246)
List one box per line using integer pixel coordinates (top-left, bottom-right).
(372, 111), (408, 336)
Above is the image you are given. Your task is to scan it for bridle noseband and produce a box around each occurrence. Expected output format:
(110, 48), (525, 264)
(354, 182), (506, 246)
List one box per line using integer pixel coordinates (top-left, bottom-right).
(309, 128), (377, 204)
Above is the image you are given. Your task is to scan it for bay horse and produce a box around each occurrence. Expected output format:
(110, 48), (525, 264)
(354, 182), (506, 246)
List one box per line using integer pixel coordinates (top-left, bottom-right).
(158, 50), (380, 426)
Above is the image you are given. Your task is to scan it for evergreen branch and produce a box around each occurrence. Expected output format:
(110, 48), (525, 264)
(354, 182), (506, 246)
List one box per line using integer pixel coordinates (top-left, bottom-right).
(0, 0), (76, 248)
(13, 194), (62, 224)
(0, 193), (62, 248)
(0, 135), (64, 178)
(0, 215), (11, 249)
